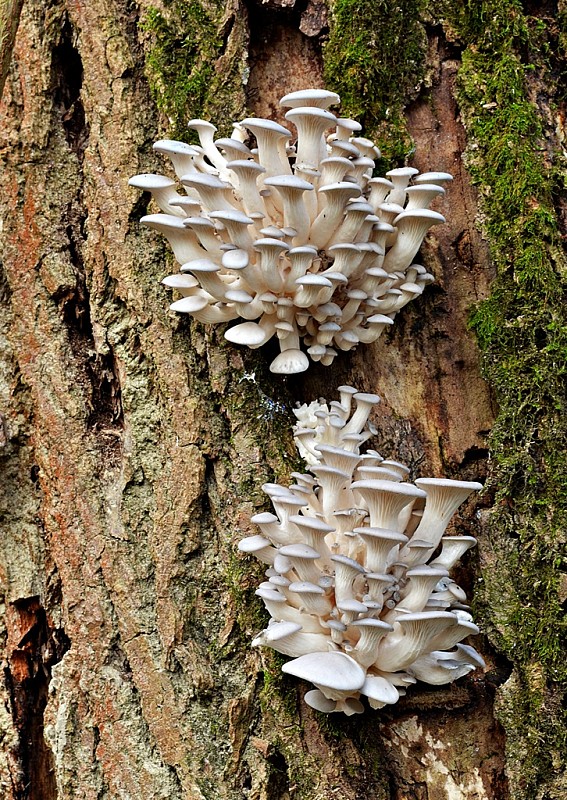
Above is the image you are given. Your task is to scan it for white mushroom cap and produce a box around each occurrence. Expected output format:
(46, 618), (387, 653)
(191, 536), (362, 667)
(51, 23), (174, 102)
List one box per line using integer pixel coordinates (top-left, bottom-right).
(353, 526), (408, 573)
(285, 106), (337, 168)
(141, 214), (205, 264)
(413, 171), (453, 186)
(280, 89), (340, 109)
(282, 651), (366, 698)
(410, 478), (483, 550)
(360, 674), (399, 707)
(240, 118), (292, 180)
(375, 611), (457, 672)
(351, 480), (427, 531)
(382, 209), (445, 273)
(351, 619), (394, 668)
(429, 535), (477, 570)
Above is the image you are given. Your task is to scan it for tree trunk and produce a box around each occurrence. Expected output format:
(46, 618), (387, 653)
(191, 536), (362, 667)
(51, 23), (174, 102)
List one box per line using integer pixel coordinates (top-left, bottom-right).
(1, 1), (565, 799)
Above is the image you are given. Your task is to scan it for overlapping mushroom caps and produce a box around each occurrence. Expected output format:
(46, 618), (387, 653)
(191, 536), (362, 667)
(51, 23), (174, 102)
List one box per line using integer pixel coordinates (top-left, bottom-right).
(240, 387), (484, 714)
(130, 89), (452, 374)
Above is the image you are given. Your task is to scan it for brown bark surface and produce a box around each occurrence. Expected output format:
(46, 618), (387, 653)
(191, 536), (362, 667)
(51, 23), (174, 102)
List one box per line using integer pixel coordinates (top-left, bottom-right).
(0, 1), (515, 798)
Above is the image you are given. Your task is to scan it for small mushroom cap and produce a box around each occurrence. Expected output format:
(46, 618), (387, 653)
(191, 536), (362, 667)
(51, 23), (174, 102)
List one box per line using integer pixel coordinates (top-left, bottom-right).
(288, 581), (325, 595)
(129, 173), (176, 190)
(279, 543), (321, 560)
(360, 674), (399, 705)
(415, 478), (483, 492)
(180, 258), (219, 273)
(250, 511), (279, 525)
(289, 515), (335, 534)
(225, 322), (270, 346)
(331, 554), (366, 574)
(153, 139), (199, 156)
(386, 167), (420, 179)
(241, 118), (292, 138)
(169, 295), (208, 314)
(393, 208), (446, 226)
(280, 89), (341, 108)
(238, 534), (272, 553)
(304, 689), (337, 713)
(413, 171), (453, 184)
(222, 249), (249, 269)
(264, 175), (314, 192)
(270, 349), (310, 375)
(282, 651), (366, 691)
(161, 274), (199, 289)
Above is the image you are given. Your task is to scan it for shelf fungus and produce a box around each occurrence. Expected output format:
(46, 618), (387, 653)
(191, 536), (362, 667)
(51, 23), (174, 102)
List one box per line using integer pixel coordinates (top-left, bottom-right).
(130, 89), (451, 373)
(241, 387), (484, 714)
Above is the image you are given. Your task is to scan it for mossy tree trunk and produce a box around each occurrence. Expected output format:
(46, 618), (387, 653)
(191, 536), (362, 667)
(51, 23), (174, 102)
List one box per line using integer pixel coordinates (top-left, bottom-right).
(0, 1), (565, 799)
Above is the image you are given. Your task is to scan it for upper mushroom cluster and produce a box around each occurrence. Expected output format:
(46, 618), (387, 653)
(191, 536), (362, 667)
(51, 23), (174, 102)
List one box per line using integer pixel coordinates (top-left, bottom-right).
(130, 89), (452, 373)
(241, 387), (484, 714)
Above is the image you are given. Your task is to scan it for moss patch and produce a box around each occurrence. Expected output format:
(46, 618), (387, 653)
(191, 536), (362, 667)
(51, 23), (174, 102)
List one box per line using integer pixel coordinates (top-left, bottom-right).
(323, 0), (428, 164)
(141, 0), (248, 140)
(440, 1), (567, 796)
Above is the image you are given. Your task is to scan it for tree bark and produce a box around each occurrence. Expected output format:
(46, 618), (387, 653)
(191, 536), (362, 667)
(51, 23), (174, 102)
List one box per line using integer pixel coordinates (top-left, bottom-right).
(0, 1), (565, 799)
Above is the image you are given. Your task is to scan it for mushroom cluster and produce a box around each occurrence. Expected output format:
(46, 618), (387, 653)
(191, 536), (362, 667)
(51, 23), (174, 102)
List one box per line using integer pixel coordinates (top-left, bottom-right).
(130, 89), (452, 373)
(241, 387), (484, 714)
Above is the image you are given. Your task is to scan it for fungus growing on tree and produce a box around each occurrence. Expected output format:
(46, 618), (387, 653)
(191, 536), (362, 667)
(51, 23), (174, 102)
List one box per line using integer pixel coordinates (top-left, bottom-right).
(239, 387), (484, 714)
(130, 89), (451, 373)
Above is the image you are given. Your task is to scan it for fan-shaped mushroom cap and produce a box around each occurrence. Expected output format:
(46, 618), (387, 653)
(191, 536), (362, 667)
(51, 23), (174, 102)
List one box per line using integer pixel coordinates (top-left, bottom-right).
(351, 619), (394, 667)
(170, 294), (230, 323)
(187, 118), (226, 171)
(303, 689), (338, 713)
(288, 515), (334, 556)
(352, 481), (425, 531)
(429, 535), (477, 570)
(382, 209), (445, 273)
(252, 620), (332, 657)
(264, 175), (314, 242)
(411, 478), (483, 550)
(405, 183), (446, 211)
(285, 106), (337, 167)
(180, 173), (236, 212)
(360, 673), (400, 708)
(282, 651), (366, 699)
(394, 566), (450, 614)
(375, 610), (457, 672)
(342, 391), (381, 435)
(161, 273), (200, 295)
(331, 554), (365, 604)
(278, 543), (322, 583)
(269, 349), (310, 375)
(141, 214), (205, 264)
(288, 580), (333, 616)
(226, 159), (266, 217)
(241, 118), (292, 180)
(129, 173), (185, 216)
(413, 171), (453, 186)
(280, 89), (340, 109)
(215, 137), (252, 160)
(153, 139), (201, 178)
(255, 587), (325, 632)
(353, 527), (408, 573)
(238, 534), (278, 565)
(225, 321), (272, 347)
(385, 166), (419, 206)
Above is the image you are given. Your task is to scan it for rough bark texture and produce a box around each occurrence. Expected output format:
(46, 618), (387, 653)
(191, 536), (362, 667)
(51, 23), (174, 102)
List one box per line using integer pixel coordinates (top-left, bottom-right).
(0, 1), (565, 799)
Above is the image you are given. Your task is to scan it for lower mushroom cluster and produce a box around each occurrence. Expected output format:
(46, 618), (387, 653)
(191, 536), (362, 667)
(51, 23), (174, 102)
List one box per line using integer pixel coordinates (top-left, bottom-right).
(240, 387), (485, 714)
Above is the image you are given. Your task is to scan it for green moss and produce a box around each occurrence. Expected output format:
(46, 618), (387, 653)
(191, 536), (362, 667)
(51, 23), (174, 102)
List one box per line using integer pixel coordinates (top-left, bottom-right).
(323, 0), (428, 164)
(141, 0), (247, 140)
(439, 1), (567, 795)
